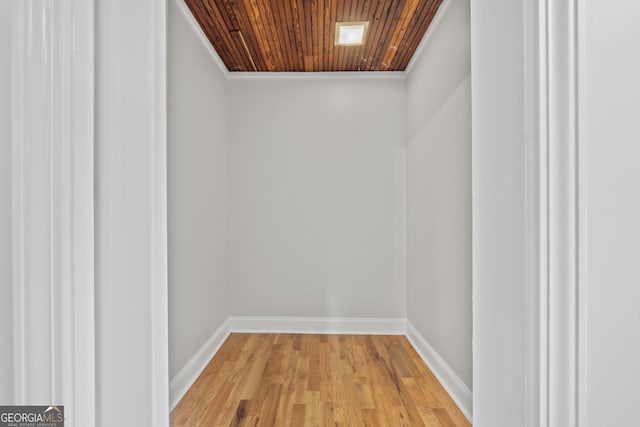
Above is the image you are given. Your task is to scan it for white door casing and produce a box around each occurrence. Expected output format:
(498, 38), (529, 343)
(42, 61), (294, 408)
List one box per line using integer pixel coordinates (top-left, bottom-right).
(10, 0), (95, 425)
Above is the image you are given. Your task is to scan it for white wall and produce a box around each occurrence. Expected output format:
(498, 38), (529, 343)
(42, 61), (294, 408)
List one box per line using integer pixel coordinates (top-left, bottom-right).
(167, 0), (230, 380)
(0, 0), (13, 404)
(229, 76), (406, 319)
(581, 2), (640, 424)
(406, 0), (471, 390)
(471, 0), (526, 425)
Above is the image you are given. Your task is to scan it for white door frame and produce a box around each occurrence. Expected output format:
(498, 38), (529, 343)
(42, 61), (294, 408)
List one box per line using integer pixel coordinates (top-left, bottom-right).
(94, 0), (169, 426)
(10, 0), (95, 425)
(10, 0), (169, 425)
(7, 0), (586, 425)
(473, 0), (583, 425)
(526, 0), (583, 425)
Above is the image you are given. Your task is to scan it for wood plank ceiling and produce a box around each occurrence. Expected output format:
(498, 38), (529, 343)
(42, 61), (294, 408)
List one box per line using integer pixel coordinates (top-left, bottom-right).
(184, 0), (444, 72)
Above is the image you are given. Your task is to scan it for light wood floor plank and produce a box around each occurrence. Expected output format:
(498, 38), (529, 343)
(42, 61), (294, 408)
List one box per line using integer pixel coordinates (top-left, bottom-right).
(171, 334), (470, 426)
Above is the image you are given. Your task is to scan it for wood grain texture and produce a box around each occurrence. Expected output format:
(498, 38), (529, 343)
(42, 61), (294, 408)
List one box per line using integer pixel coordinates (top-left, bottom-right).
(183, 0), (443, 72)
(171, 334), (471, 426)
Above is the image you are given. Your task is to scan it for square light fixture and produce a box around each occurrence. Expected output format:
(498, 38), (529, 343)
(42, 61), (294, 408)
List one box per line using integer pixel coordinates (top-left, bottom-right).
(335, 21), (369, 46)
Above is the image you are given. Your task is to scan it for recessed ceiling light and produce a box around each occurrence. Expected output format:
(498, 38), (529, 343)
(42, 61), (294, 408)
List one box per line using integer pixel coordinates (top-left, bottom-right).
(335, 21), (369, 46)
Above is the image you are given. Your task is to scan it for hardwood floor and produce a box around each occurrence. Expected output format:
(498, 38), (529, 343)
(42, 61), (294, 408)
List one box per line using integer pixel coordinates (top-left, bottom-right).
(171, 334), (470, 427)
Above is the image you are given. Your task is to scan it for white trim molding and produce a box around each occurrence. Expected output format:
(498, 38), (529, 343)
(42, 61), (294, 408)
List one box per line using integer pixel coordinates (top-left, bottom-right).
(406, 322), (472, 422)
(95, 0), (169, 425)
(10, 0), (95, 424)
(524, 0), (583, 425)
(546, 0), (581, 425)
(150, 0), (170, 425)
(228, 316), (407, 335)
(170, 319), (231, 410)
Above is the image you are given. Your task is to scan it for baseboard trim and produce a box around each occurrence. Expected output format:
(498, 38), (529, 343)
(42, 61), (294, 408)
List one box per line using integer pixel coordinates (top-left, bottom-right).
(229, 316), (406, 335)
(406, 321), (473, 422)
(169, 318), (231, 410)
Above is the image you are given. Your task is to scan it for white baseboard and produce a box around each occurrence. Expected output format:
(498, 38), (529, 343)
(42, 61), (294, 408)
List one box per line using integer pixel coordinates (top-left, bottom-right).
(406, 321), (472, 422)
(169, 318), (231, 410)
(228, 316), (407, 335)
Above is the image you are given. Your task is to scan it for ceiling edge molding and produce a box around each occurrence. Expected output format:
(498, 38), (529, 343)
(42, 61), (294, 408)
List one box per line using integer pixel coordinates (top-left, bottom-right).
(227, 71), (407, 80)
(404, 0), (452, 76)
(174, 0), (230, 79)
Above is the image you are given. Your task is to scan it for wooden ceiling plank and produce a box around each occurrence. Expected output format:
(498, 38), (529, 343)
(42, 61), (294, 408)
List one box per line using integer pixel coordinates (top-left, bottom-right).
(369, 0), (405, 71)
(259, 0), (287, 69)
(347, 0), (371, 71)
(390, 0), (428, 69)
(290, 0), (306, 70)
(191, 0), (247, 70)
(341, 0), (360, 70)
(270, 0), (295, 70)
(307, 0), (320, 71)
(245, 0), (278, 70)
(304, 56), (314, 71)
(219, 0), (242, 31)
(229, 0), (269, 70)
(325, 0), (336, 70)
(342, 0), (359, 70)
(394, 0), (441, 70)
(310, 0), (320, 70)
(334, 0), (350, 70)
(322, 0), (331, 71)
(207, 0), (253, 70)
(361, 0), (388, 71)
(316, 0), (325, 71)
(185, 1), (236, 70)
(232, 30), (258, 70)
(371, 0), (396, 70)
(279, 0), (301, 71)
(381, 0), (420, 70)
(203, 0), (249, 70)
(300, 0), (313, 68)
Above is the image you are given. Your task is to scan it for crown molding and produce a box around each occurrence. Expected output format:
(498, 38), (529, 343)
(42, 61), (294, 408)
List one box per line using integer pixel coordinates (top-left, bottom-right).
(10, 0), (95, 423)
(227, 71), (406, 80)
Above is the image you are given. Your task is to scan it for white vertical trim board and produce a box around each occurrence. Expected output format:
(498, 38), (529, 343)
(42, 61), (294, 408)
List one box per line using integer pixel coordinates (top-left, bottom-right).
(575, 1), (588, 424)
(170, 319), (231, 410)
(406, 321), (472, 422)
(151, 0), (170, 424)
(521, 0), (583, 425)
(95, 0), (169, 425)
(523, 0), (546, 425)
(10, 0), (95, 424)
(228, 316), (407, 335)
(537, 0), (581, 426)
